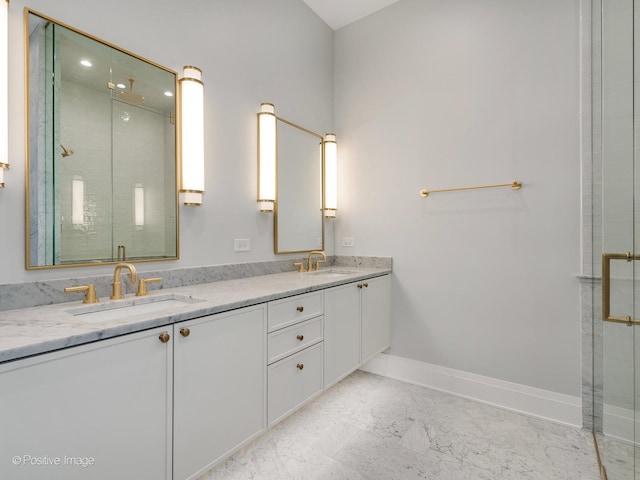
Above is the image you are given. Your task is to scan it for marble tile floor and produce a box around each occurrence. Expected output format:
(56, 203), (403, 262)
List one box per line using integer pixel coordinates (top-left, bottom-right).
(199, 371), (600, 480)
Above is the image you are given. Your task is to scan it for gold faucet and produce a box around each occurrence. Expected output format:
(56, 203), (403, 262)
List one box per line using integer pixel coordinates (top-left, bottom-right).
(307, 251), (327, 271)
(111, 263), (138, 300)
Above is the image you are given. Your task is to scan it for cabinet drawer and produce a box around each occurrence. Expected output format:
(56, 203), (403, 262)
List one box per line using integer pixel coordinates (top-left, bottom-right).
(268, 342), (323, 426)
(268, 316), (323, 365)
(268, 291), (323, 332)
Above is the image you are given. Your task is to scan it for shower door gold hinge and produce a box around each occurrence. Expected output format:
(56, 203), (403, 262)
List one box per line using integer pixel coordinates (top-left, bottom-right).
(602, 252), (640, 325)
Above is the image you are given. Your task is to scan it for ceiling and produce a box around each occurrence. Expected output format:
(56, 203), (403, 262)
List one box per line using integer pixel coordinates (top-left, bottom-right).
(301, 0), (400, 30)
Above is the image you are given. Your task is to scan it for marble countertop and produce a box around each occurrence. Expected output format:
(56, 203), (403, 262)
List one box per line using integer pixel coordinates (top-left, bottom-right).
(0, 267), (390, 364)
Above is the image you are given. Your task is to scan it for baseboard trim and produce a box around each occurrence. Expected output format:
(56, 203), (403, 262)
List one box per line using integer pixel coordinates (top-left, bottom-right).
(360, 353), (582, 427)
(603, 403), (638, 444)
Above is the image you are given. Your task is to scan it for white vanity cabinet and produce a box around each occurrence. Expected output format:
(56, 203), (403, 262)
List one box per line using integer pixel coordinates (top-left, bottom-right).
(324, 274), (391, 388)
(0, 270), (390, 480)
(172, 305), (266, 480)
(0, 326), (173, 480)
(267, 292), (324, 426)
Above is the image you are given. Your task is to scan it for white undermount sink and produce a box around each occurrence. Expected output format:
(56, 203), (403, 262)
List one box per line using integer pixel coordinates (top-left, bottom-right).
(306, 269), (357, 278)
(65, 293), (205, 322)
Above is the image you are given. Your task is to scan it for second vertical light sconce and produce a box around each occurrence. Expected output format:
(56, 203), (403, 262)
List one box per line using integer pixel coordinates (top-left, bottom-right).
(257, 103), (276, 212)
(0, 0), (8, 188)
(323, 133), (337, 218)
(179, 66), (204, 206)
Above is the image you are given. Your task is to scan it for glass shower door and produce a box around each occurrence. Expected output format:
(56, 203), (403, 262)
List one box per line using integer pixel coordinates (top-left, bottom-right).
(595, 0), (640, 477)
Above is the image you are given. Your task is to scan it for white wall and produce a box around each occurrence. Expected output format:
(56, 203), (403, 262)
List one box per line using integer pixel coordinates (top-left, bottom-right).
(2, 0), (585, 399)
(1, 0), (333, 283)
(333, 0), (582, 396)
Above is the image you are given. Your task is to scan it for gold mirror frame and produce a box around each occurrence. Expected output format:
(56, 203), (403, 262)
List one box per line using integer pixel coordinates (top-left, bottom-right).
(273, 116), (325, 254)
(24, 9), (180, 269)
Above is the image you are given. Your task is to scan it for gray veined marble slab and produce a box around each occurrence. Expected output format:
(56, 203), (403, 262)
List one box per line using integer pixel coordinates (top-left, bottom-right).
(0, 255), (392, 311)
(0, 265), (391, 364)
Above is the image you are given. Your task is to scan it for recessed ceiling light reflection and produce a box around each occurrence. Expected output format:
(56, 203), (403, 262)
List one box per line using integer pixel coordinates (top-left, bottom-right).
(80, 59), (92, 67)
(164, 91), (173, 97)
(116, 83), (126, 89)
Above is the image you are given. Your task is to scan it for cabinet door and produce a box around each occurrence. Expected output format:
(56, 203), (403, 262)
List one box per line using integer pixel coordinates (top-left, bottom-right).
(173, 305), (266, 480)
(0, 327), (173, 480)
(323, 282), (361, 388)
(361, 275), (391, 363)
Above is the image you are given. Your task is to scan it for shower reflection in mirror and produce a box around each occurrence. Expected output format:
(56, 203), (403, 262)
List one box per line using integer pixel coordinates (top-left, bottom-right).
(26, 10), (178, 268)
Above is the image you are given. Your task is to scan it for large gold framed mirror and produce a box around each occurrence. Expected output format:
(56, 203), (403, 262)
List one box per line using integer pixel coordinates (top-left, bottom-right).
(274, 117), (324, 254)
(25, 9), (179, 269)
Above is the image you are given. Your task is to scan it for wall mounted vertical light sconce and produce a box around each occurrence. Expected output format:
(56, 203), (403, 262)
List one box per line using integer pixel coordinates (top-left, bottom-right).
(323, 133), (337, 218)
(257, 103), (276, 212)
(0, 0), (8, 188)
(179, 66), (204, 206)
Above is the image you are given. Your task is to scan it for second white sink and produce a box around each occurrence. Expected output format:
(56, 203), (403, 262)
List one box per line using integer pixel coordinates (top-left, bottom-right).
(306, 269), (357, 278)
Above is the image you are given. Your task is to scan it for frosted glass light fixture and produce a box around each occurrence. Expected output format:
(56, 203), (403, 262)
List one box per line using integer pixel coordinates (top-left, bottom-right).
(257, 103), (276, 212)
(134, 185), (144, 227)
(0, 0), (8, 188)
(323, 133), (337, 218)
(72, 177), (84, 225)
(179, 66), (204, 206)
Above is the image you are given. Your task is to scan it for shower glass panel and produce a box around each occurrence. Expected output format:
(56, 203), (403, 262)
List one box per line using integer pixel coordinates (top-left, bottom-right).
(593, 0), (640, 477)
(57, 24), (114, 263)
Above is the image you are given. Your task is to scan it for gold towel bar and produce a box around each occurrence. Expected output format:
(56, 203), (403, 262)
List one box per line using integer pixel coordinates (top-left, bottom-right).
(419, 180), (522, 197)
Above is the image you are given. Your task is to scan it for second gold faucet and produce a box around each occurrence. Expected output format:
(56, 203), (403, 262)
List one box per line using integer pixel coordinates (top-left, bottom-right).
(111, 263), (138, 300)
(307, 251), (327, 271)
(295, 251), (327, 272)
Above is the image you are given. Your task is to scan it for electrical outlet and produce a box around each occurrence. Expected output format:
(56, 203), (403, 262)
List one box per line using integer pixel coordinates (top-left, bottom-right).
(342, 237), (354, 247)
(234, 239), (250, 252)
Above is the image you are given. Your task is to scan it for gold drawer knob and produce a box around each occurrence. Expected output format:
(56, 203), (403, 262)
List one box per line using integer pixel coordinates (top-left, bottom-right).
(180, 327), (191, 337)
(158, 332), (170, 344)
(363, 282), (369, 288)
(357, 284), (363, 289)
(296, 334), (304, 341)
(296, 306), (304, 312)
(296, 363), (304, 370)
